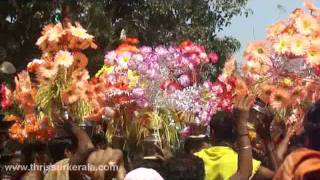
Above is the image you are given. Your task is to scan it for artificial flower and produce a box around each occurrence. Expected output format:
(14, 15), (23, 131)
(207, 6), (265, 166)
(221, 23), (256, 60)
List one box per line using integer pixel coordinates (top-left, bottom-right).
(295, 13), (318, 35)
(257, 84), (275, 103)
(122, 37), (139, 44)
(310, 31), (320, 46)
(69, 22), (94, 40)
(14, 71), (32, 93)
(290, 34), (310, 56)
(270, 88), (291, 110)
(291, 86), (307, 105)
(37, 62), (59, 81)
(244, 41), (271, 61)
(4, 114), (21, 122)
(36, 23), (65, 52)
(1, 83), (11, 111)
(208, 52), (219, 64)
(244, 60), (269, 75)
(116, 43), (139, 54)
(289, 8), (305, 20)
(234, 76), (249, 97)
(46, 23), (64, 42)
(72, 51), (88, 69)
(306, 45), (320, 66)
(267, 21), (287, 39)
(27, 59), (45, 73)
(222, 56), (236, 77)
(273, 34), (291, 54)
(54, 50), (74, 68)
(61, 86), (81, 105)
(8, 122), (26, 143)
(283, 25), (297, 35)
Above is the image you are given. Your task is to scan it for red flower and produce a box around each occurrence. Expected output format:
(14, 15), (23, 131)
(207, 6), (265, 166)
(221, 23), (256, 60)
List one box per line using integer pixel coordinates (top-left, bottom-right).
(314, 64), (320, 75)
(121, 37), (139, 45)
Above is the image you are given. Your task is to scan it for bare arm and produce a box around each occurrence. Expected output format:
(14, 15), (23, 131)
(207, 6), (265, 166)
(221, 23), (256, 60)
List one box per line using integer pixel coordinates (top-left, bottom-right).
(274, 131), (292, 164)
(231, 96), (253, 180)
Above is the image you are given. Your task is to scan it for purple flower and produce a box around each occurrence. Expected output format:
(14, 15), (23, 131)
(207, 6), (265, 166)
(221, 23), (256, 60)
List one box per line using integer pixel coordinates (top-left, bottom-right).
(140, 46), (152, 54)
(136, 99), (149, 108)
(132, 87), (144, 97)
(155, 46), (168, 55)
(104, 51), (117, 64)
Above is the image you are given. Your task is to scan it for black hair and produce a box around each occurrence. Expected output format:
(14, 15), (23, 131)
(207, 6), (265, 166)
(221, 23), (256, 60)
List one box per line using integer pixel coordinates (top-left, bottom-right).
(184, 136), (209, 154)
(48, 137), (76, 162)
(91, 133), (107, 149)
(162, 154), (204, 180)
(21, 141), (48, 166)
(209, 111), (236, 144)
(304, 101), (320, 150)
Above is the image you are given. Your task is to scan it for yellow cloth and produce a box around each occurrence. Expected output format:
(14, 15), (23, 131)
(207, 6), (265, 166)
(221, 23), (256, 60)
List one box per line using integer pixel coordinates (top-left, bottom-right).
(195, 146), (261, 180)
(44, 158), (69, 180)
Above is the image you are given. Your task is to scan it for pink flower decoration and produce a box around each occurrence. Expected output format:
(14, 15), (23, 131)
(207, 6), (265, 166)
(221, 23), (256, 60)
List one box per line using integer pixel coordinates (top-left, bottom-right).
(210, 82), (224, 94)
(1, 83), (10, 111)
(178, 74), (191, 87)
(208, 52), (219, 64)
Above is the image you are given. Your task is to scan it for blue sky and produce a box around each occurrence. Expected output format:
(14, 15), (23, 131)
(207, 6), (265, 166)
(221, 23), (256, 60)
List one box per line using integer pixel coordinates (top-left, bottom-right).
(218, 0), (319, 62)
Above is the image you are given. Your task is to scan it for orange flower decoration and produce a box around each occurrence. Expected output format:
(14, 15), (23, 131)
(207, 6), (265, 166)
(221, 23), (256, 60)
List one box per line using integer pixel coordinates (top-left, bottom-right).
(291, 86), (307, 105)
(116, 43), (139, 54)
(270, 88), (291, 110)
(257, 84), (275, 103)
(179, 40), (193, 48)
(267, 21), (287, 39)
(37, 61), (59, 81)
(235, 76), (249, 97)
(306, 45), (320, 66)
(27, 59), (45, 73)
(9, 122), (26, 143)
(61, 86), (81, 105)
(72, 51), (88, 69)
(244, 41), (271, 61)
(289, 8), (304, 19)
(122, 37), (139, 45)
(4, 115), (21, 122)
(85, 107), (104, 122)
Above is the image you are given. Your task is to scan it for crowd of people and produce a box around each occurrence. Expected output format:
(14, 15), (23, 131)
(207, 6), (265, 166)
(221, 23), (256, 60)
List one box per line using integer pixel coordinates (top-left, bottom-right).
(1, 96), (320, 180)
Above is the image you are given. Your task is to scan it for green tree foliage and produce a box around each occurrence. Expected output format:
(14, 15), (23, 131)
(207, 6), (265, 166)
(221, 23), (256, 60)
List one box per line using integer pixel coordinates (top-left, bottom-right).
(0, 0), (250, 80)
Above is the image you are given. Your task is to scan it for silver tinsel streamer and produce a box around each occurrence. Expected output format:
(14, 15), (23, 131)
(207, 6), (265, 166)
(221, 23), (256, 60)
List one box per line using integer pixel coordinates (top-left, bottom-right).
(152, 85), (202, 112)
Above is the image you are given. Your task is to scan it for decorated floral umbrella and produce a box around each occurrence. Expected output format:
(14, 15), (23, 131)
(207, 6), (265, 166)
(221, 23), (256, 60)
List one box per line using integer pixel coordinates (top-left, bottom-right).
(239, 0), (320, 135)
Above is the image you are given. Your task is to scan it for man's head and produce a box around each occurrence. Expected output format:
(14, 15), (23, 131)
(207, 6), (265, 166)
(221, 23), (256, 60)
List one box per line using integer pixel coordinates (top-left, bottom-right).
(21, 141), (51, 166)
(162, 154), (204, 180)
(48, 137), (77, 162)
(304, 101), (320, 150)
(209, 111), (236, 145)
(91, 133), (107, 149)
(184, 137), (209, 154)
